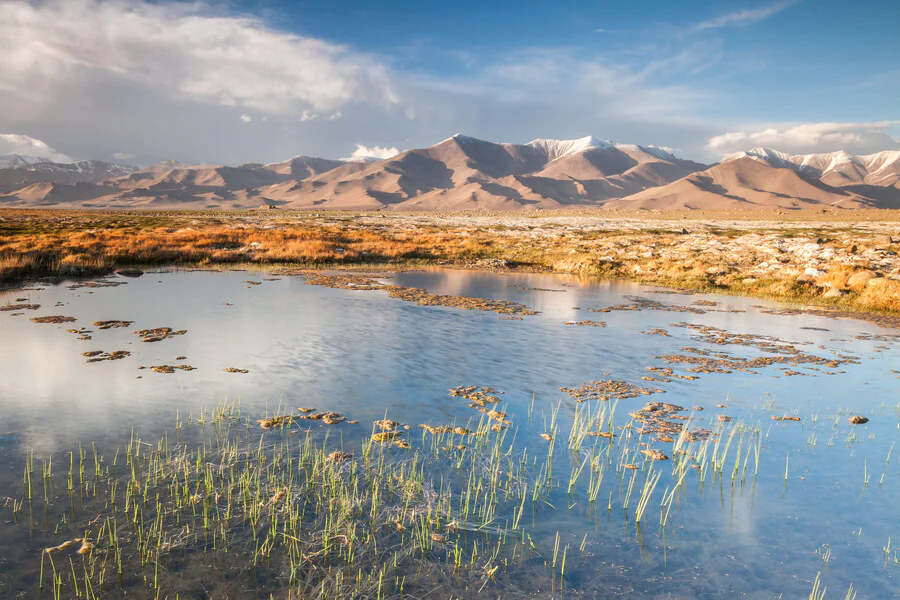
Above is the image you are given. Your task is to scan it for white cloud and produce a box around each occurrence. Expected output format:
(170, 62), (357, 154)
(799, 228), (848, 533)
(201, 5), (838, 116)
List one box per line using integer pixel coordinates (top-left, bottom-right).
(0, 0), (398, 115)
(344, 144), (401, 161)
(0, 1), (728, 164)
(239, 115), (252, 123)
(0, 133), (72, 162)
(692, 0), (799, 31)
(706, 121), (900, 155)
(112, 152), (136, 160)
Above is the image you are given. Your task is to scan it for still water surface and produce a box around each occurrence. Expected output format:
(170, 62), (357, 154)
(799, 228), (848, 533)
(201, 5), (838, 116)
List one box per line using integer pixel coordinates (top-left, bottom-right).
(1, 268), (898, 597)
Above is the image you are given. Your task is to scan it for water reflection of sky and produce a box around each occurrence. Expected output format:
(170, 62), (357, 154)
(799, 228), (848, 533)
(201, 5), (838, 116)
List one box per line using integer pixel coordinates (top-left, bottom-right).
(1, 268), (899, 597)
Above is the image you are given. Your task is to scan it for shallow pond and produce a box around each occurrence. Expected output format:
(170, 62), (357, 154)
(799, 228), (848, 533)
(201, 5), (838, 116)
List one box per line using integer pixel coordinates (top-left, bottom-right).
(1, 268), (899, 598)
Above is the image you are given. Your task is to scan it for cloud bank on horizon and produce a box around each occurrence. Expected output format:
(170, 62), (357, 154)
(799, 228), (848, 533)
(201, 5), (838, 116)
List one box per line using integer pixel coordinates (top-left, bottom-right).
(0, 0), (896, 166)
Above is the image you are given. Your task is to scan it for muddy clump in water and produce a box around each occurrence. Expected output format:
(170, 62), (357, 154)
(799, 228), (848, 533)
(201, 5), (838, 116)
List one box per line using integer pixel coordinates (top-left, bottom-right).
(83, 350), (131, 363)
(450, 386), (511, 424)
(564, 320), (606, 327)
(641, 328), (671, 336)
(419, 424), (474, 436)
(68, 280), (125, 290)
(449, 386), (503, 405)
(641, 449), (670, 461)
(149, 364), (196, 373)
(372, 430), (410, 448)
(629, 402), (714, 442)
(92, 320), (134, 330)
(560, 379), (664, 403)
(586, 296), (707, 315)
(31, 315), (77, 324)
(66, 327), (93, 340)
(223, 367), (249, 373)
(304, 273), (537, 316)
(328, 451), (353, 462)
(299, 412), (346, 425)
(45, 538), (93, 556)
(258, 415), (295, 429)
(135, 327), (187, 342)
(651, 322), (860, 376)
(1, 303), (40, 312)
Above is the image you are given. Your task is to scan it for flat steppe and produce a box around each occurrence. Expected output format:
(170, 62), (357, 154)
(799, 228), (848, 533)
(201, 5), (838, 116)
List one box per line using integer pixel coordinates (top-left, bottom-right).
(2, 208), (900, 323)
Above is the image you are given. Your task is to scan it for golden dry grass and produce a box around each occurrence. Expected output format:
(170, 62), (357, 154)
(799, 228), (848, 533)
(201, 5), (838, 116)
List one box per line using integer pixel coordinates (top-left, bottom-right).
(2, 209), (900, 317)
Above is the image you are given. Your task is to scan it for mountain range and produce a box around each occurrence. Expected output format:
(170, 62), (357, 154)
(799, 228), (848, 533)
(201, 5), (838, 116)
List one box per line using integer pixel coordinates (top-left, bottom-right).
(1, 135), (899, 210)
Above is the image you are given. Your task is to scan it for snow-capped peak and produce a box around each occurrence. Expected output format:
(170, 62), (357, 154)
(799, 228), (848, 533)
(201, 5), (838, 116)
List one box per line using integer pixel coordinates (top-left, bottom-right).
(0, 154), (51, 169)
(724, 147), (794, 166)
(860, 150), (900, 174)
(340, 155), (383, 164)
(527, 136), (615, 161)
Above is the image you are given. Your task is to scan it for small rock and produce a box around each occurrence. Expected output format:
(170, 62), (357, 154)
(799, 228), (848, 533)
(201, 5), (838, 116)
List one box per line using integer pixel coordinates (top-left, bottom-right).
(822, 288), (847, 299)
(475, 258), (509, 269)
(847, 270), (877, 288)
(116, 268), (144, 277)
(848, 415), (869, 425)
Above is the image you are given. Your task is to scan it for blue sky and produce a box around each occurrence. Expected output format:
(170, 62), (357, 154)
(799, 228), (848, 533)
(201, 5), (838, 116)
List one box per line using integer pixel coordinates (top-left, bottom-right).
(0, 0), (897, 165)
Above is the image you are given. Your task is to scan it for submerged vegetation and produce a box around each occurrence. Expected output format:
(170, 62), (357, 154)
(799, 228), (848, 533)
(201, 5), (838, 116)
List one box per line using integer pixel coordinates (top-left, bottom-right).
(4, 394), (832, 599)
(2, 210), (900, 322)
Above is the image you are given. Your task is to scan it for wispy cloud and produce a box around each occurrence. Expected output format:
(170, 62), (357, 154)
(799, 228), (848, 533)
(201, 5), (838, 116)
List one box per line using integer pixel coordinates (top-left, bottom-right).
(706, 121), (900, 155)
(0, 133), (72, 161)
(691, 0), (800, 31)
(0, 0), (398, 115)
(342, 144), (400, 161)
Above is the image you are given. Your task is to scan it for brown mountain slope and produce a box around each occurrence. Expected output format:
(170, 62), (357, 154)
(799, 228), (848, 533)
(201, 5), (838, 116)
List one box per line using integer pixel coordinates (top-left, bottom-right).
(606, 158), (876, 210)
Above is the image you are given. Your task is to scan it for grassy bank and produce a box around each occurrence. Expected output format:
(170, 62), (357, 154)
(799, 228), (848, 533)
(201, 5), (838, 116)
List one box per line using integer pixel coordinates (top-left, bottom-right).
(1, 209), (899, 320)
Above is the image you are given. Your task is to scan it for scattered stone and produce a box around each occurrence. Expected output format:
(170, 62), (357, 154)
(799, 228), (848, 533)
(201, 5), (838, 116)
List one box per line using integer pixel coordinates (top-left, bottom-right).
(475, 258), (509, 269)
(847, 270), (877, 288)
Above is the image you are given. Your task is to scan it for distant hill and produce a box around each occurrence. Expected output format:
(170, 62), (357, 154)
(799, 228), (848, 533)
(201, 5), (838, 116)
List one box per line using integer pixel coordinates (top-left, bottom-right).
(1, 138), (897, 210)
